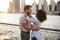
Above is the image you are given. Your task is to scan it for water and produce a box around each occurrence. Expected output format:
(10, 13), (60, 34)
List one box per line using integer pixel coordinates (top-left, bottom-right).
(0, 24), (20, 40)
(0, 14), (60, 40)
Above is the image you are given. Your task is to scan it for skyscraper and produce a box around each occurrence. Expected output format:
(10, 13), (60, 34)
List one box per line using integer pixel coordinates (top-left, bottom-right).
(42, 0), (48, 12)
(50, 0), (55, 13)
(57, 1), (60, 12)
(32, 0), (37, 14)
(13, 0), (20, 13)
(8, 1), (13, 13)
(20, 0), (25, 13)
(38, 0), (44, 10)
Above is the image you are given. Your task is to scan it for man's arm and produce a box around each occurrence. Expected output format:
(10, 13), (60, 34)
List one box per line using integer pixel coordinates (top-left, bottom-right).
(22, 20), (40, 31)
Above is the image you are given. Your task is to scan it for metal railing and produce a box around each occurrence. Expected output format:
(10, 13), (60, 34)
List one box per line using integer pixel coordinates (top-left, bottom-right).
(0, 22), (60, 40)
(0, 22), (60, 32)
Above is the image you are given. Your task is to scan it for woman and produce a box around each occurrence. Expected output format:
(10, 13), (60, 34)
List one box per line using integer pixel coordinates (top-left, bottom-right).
(25, 10), (47, 40)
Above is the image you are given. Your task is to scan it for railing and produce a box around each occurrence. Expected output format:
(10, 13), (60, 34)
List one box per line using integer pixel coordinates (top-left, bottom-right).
(0, 22), (60, 40)
(0, 22), (60, 32)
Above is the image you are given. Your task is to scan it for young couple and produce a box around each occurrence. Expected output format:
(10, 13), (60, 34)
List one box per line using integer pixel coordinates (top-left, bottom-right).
(19, 5), (47, 40)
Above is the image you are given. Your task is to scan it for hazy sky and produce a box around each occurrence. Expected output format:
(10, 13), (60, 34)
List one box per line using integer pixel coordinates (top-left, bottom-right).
(0, 0), (59, 12)
(25, 0), (58, 5)
(0, 0), (12, 12)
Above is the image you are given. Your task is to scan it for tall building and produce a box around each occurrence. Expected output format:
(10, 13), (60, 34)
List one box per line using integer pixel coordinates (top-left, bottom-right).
(50, 0), (55, 13)
(13, 0), (20, 13)
(42, 0), (48, 12)
(38, 0), (44, 10)
(32, 0), (37, 14)
(8, 1), (13, 13)
(20, 0), (25, 13)
(57, 1), (60, 12)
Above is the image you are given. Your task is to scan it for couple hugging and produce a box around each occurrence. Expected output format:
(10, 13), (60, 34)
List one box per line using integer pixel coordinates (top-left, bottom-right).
(19, 5), (47, 40)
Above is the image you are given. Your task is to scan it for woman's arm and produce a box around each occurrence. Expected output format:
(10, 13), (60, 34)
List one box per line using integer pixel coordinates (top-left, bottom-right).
(26, 17), (39, 24)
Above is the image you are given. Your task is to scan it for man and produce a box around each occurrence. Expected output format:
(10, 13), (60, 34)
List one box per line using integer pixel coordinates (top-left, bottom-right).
(19, 5), (40, 40)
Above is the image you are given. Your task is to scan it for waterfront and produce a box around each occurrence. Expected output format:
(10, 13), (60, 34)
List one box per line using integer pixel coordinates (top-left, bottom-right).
(0, 14), (60, 40)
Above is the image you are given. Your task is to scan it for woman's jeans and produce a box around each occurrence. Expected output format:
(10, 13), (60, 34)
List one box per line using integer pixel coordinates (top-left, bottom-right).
(32, 37), (37, 40)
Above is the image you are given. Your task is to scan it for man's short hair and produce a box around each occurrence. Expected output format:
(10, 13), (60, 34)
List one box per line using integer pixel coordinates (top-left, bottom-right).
(24, 5), (32, 11)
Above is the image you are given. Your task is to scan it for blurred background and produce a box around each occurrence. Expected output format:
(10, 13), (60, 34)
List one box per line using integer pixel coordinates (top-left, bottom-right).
(0, 0), (60, 15)
(0, 0), (60, 40)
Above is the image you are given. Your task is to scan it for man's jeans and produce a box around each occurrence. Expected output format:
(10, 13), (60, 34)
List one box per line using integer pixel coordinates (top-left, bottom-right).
(21, 31), (30, 40)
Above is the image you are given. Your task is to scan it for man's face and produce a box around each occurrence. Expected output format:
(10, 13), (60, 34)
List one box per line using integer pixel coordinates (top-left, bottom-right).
(26, 7), (32, 15)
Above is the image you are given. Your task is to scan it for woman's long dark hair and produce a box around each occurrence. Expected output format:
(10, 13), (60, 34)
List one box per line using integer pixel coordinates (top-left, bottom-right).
(36, 10), (47, 22)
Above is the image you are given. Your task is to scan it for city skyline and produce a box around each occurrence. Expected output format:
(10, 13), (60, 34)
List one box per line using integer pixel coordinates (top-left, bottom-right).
(0, 0), (59, 12)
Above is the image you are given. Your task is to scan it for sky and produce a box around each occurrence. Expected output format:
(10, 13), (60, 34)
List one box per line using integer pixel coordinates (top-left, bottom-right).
(0, 0), (12, 12)
(0, 0), (58, 12)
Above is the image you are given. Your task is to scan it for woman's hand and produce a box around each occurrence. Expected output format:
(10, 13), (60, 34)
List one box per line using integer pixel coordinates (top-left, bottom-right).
(33, 27), (40, 31)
